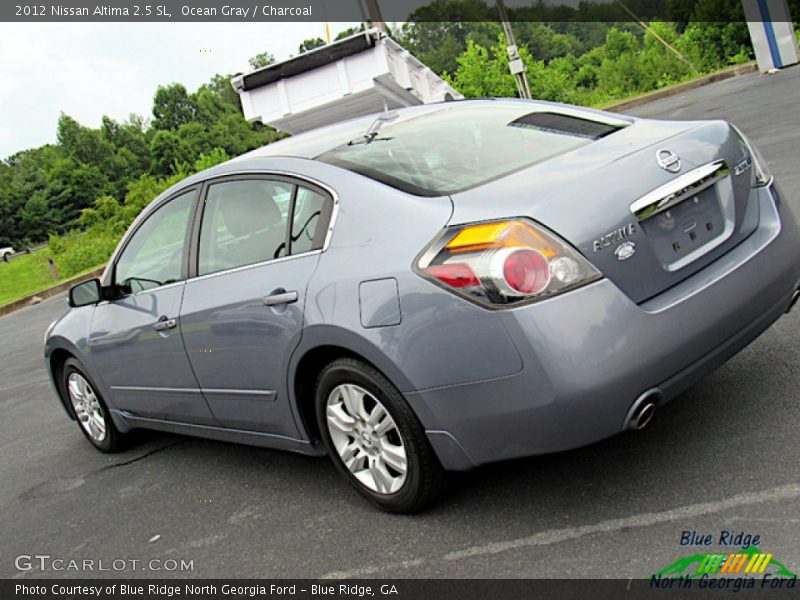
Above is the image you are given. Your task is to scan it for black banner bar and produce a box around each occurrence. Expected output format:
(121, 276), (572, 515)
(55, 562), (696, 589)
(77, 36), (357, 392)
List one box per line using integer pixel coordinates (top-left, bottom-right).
(0, 0), (785, 23)
(3, 579), (798, 600)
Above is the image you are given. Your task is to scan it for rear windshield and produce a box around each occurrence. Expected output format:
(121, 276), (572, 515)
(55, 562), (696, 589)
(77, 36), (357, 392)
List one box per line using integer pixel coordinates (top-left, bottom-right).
(316, 104), (623, 196)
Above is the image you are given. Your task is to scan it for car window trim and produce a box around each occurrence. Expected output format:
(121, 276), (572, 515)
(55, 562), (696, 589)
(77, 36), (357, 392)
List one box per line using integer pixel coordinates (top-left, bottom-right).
(187, 171), (337, 280)
(187, 248), (326, 284)
(286, 184), (299, 256)
(109, 185), (201, 296)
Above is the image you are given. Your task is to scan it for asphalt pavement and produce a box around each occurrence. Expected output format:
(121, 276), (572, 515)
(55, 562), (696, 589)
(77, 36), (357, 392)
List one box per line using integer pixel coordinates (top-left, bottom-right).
(1, 67), (799, 579)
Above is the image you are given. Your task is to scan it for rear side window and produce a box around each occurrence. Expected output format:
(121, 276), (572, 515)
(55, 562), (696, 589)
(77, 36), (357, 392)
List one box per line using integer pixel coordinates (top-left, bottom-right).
(291, 187), (328, 254)
(198, 179), (292, 276)
(316, 104), (625, 196)
(197, 179), (333, 276)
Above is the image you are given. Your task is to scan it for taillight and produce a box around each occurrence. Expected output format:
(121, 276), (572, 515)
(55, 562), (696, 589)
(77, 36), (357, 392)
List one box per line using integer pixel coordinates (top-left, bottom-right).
(416, 219), (601, 308)
(732, 125), (772, 187)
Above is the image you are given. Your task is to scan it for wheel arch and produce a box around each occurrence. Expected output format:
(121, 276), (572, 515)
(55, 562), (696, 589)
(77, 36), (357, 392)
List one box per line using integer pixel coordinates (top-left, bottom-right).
(289, 327), (416, 444)
(48, 346), (78, 420)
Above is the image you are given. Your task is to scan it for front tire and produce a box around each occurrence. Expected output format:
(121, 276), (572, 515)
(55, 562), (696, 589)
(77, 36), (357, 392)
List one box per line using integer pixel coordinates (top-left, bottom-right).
(62, 358), (124, 453)
(315, 358), (443, 513)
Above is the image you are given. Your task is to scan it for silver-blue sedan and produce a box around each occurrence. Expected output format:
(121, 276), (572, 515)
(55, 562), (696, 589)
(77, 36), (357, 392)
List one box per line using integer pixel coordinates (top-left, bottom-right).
(45, 100), (800, 512)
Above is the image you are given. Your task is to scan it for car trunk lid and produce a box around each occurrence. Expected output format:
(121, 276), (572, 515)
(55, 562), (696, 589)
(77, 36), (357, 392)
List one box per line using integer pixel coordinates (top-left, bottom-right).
(448, 118), (759, 304)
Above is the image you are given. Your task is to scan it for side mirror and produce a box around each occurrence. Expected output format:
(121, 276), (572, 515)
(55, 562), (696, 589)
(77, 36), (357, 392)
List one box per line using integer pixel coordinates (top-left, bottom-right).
(68, 278), (103, 308)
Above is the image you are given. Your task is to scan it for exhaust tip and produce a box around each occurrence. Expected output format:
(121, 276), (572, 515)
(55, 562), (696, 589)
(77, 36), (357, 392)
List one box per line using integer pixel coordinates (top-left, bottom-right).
(628, 401), (656, 431)
(788, 290), (800, 314)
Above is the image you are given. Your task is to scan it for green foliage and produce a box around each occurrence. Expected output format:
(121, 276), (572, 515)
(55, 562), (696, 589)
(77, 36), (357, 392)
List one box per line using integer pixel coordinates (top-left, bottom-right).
(443, 37), (520, 98)
(445, 19), (751, 105)
(149, 129), (192, 176)
(36, 66), (258, 278)
(147, 79), (278, 178)
(0, 52), (282, 250)
(194, 148), (230, 172)
(248, 51), (275, 70)
(152, 84), (196, 131)
(335, 24), (366, 40)
(50, 168), (192, 278)
(48, 227), (120, 280)
(204, 74), (243, 110)
(400, 0), (753, 94)
(299, 37), (325, 53)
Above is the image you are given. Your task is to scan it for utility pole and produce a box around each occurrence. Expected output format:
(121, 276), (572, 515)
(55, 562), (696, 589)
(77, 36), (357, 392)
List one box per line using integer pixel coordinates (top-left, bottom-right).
(364, 0), (387, 33)
(496, 0), (532, 99)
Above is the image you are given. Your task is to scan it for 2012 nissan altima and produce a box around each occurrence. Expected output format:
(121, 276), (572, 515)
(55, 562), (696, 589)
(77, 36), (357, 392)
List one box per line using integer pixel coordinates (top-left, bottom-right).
(44, 100), (800, 512)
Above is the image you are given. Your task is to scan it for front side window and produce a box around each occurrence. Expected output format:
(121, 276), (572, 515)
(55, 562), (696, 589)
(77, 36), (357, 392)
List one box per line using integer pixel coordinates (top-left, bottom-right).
(198, 179), (292, 276)
(115, 189), (195, 292)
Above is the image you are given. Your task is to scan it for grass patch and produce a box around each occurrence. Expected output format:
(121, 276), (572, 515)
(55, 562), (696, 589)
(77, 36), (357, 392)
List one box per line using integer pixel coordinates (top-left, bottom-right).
(0, 250), (61, 306)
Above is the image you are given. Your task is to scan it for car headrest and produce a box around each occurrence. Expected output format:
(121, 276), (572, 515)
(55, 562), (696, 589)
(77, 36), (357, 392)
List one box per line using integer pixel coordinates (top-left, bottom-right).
(219, 182), (283, 238)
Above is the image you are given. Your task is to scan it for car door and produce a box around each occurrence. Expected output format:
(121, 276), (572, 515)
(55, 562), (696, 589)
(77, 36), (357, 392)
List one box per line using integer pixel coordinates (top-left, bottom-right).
(180, 175), (334, 435)
(87, 187), (217, 425)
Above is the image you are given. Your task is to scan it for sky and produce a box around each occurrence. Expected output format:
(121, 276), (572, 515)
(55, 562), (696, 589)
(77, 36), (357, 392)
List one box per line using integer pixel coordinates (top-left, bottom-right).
(0, 22), (362, 159)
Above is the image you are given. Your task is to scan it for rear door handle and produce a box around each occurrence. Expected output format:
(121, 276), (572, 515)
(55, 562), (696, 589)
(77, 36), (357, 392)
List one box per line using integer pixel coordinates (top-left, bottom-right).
(153, 317), (177, 331)
(263, 290), (298, 307)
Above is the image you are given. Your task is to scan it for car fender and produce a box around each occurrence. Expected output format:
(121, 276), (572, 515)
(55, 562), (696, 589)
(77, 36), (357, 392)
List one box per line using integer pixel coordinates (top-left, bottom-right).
(285, 322), (416, 440)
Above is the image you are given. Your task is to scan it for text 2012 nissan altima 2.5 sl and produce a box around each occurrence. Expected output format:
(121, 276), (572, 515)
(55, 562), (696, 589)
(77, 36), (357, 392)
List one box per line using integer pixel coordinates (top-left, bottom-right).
(44, 100), (800, 512)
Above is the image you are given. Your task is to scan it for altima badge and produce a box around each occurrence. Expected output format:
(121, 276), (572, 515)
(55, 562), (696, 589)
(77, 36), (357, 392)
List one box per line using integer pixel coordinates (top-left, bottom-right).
(614, 241), (636, 261)
(593, 222), (636, 252)
(656, 149), (681, 173)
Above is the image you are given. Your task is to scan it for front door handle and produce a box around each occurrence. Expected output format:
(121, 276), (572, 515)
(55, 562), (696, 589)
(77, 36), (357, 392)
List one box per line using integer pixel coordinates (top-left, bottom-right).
(263, 290), (298, 307)
(153, 317), (177, 331)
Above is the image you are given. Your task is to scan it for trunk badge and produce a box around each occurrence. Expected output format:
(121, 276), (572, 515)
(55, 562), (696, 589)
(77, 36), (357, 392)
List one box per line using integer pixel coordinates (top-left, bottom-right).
(656, 149), (681, 173)
(593, 223), (637, 252)
(614, 241), (637, 261)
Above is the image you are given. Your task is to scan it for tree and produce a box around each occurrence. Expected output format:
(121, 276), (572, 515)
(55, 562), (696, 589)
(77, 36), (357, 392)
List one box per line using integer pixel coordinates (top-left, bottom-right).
(20, 192), (57, 242)
(57, 113), (114, 166)
(152, 84), (196, 131)
(45, 158), (111, 226)
(444, 37), (523, 99)
(1, 145), (66, 244)
(149, 130), (192, 176)
(248, 51), (275, 70)
(0, 162), (19, 246)
(203, 74), (241, 111)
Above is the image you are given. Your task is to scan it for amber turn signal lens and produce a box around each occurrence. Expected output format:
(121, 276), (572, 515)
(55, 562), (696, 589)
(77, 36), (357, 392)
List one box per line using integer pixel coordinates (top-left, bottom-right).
(446, 220), (559, 258)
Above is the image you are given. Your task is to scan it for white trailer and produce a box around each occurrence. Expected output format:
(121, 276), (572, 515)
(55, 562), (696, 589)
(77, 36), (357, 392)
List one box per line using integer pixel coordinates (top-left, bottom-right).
(231, 29), (463, 134)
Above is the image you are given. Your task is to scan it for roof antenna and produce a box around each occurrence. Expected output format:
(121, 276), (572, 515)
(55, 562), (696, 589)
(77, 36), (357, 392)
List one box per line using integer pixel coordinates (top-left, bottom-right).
(349, 110), (398, 145)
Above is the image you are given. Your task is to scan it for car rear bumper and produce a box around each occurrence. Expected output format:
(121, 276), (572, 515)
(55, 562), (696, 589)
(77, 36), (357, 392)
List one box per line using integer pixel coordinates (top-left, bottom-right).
(406, 184), (800, 470)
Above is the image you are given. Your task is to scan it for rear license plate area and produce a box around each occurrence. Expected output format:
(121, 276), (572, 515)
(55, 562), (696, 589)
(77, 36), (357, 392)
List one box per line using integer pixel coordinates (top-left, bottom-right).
(641, 185), (724, 267)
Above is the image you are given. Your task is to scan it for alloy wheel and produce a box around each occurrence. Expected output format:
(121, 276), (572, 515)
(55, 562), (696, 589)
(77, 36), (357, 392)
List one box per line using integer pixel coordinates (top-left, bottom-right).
(325, 383), (407, 494)
(67, 372), (107, 443)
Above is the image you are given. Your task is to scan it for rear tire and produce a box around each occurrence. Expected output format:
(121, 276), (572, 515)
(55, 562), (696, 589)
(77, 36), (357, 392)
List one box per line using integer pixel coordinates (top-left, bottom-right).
(62, 358), (124, 453)
(315, 358), (443, 513)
